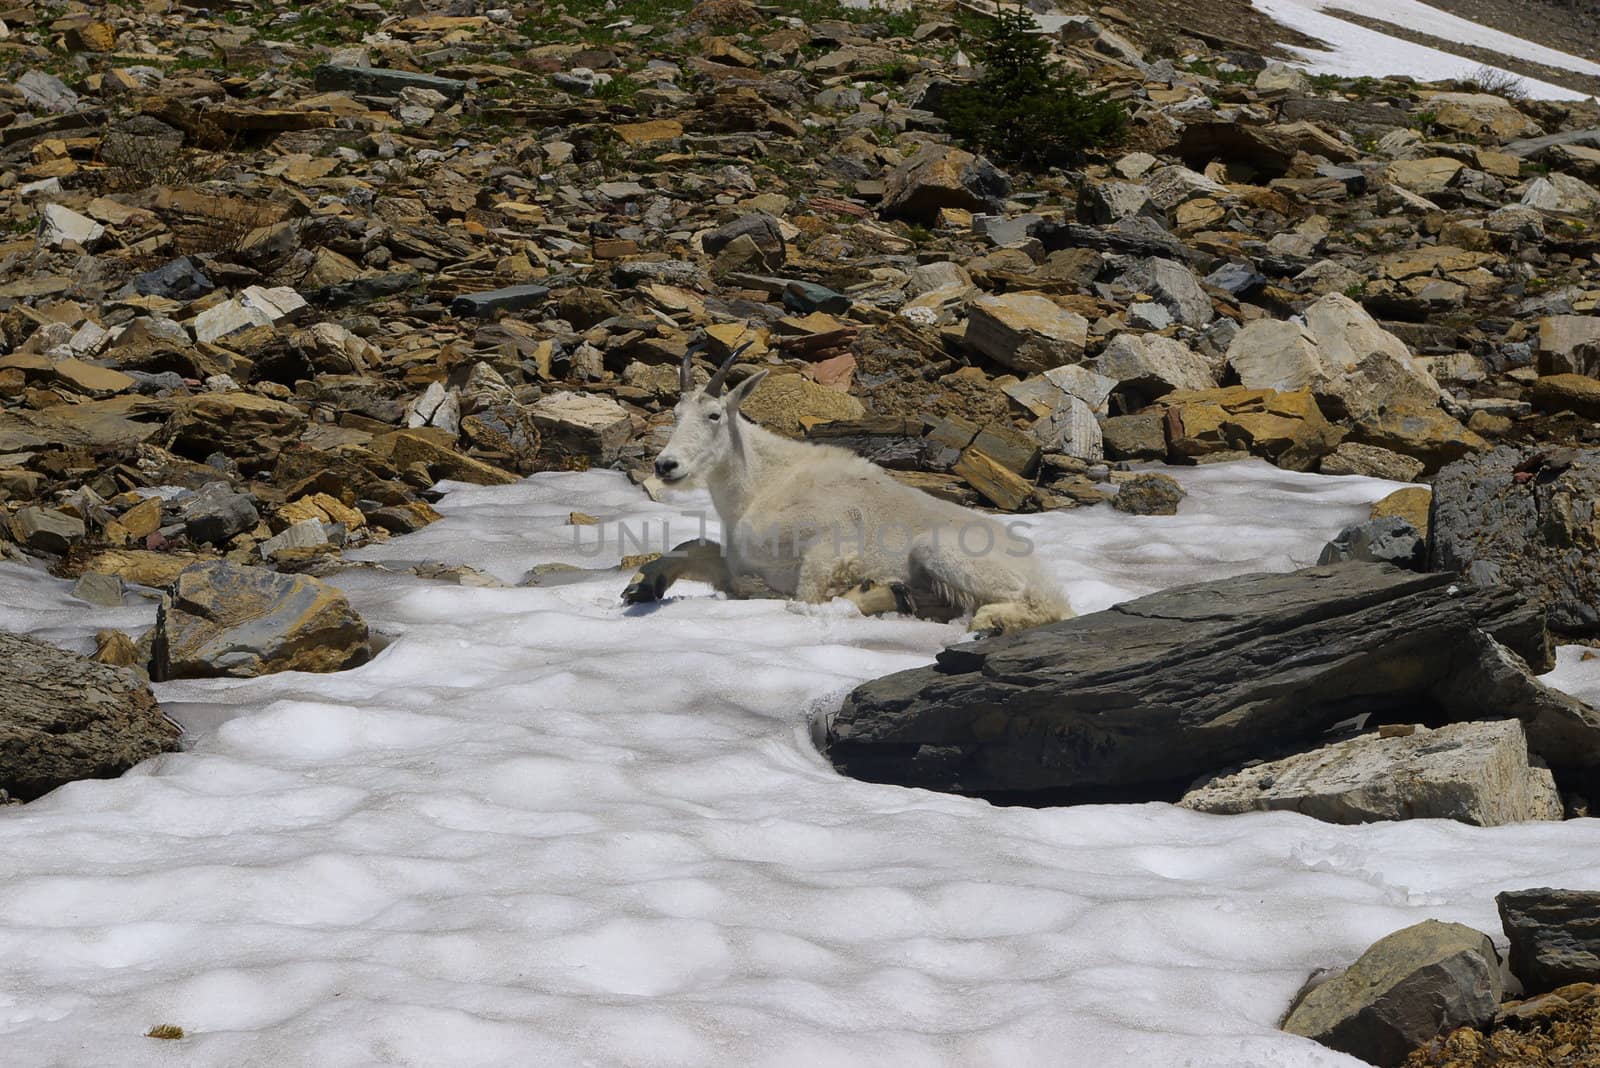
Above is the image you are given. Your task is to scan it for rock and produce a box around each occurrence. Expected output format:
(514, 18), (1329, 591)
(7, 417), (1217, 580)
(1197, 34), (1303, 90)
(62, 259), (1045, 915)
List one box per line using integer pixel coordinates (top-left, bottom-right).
(192, 286), (308, 343)
(164, 393), (309, 470)
(0, 630), (180, 802)
(1161, 386), (1342, 472)
(825, 564), (1594, 799)
(1319, 442), (1427, 482)
(1536, 315), (1600, 376)
(1371, 486), (1432, 537)
(1427, 92), (1542, 141)
(1349, 406), (1487, 473)
(702, 212), (785, 264)
(1256, 62), (1311, 94)
(1432, 447), (1600, 634)
(258, 519), (331, 559)
(529, 391), (632, 463)
(449, 285), (551, 319)
(72, 573), (125, 608)
(16, 70), (77, 113)
(1317, 516), (1426, 569)
(312, 64), (467, 102)
(1094, 333), (1217, 400)
(1117, 257), (1213, 327)
(880, 144), (1010, 222)
(1522, 174), (1600, 214)
(118, 257), (215, 302)
(1182, 720), (1561, 826)
(1281, 920), (1502, 1068)
(179, 481), (261, 546)
(10, 506), (85, 554)
(964, 293), (1088, 373)
(739, 374), (866, 437)
(1224, 296), (1442, 422)
(405, 381), (461, 438)
(1076, 181), (1160, 224)
(1030, 395), (1102, 461)
(37, 204), (104, 249)
(379, 430), (520, 486)
(1387, 157), (1465, 196)
(1146, 164), (1228, 211)
(1101, 412), (1167, 460)
(1112, 472), (1184, 515)
(152, 561), (369, 680)
(1497, 889), (1600, 995)
(1532, 373), (1600, 418)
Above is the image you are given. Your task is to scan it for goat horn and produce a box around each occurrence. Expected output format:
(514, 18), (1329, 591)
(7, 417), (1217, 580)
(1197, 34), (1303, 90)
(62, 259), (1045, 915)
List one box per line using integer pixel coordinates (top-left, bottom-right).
(704, 340), (755, 397)
(680, 338), (707, 393)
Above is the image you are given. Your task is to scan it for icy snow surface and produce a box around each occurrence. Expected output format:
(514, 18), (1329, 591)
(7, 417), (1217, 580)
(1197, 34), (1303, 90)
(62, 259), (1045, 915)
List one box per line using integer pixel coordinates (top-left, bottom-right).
(4, 461), (1600, 1067)
(1249, 0), (1600, 99)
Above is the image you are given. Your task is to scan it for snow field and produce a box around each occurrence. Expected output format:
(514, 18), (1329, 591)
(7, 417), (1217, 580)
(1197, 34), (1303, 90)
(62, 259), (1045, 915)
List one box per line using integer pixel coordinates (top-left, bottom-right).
(1, 462), (1597, 1067)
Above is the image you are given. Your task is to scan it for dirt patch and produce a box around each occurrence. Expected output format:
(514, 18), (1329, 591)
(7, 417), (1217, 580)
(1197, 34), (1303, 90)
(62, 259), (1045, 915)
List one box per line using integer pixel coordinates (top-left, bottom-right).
(1324, 7), (1600, 98)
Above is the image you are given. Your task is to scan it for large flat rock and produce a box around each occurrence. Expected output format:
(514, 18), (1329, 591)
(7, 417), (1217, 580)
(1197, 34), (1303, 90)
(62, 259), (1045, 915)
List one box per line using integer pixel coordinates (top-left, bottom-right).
(826, 563), (1599, 801)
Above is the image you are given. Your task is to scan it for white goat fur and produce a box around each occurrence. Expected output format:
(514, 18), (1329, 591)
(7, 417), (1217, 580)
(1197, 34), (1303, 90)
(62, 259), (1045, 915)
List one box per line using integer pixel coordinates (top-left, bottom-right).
(644, 367), (1072, 632)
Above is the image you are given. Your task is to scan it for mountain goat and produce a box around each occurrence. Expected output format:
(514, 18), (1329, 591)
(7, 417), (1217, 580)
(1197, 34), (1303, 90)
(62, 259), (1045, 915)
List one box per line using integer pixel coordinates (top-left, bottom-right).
(622, 341), (1072, 633)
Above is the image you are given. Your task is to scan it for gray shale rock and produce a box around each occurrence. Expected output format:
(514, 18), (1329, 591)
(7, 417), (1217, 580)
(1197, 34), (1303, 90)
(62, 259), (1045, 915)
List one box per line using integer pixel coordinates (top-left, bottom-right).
(1431, 446), (1600, 634)
(1497, 889), (1600, 995)
(1282, 920), (1502, 1067)
(1317, 516), (1426, 570)
(826, 564), (1599, 800)
(0, 630), (180, 801)
(1180, 720), (1562, 826)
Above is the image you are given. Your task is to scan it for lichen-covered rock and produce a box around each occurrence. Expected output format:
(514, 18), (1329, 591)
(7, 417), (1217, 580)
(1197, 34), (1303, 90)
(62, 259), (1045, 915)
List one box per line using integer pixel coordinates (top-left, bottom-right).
(964, 293), (1089, 373)
(152, 560), (370, 680)
(739, 373), (865, 437)
(1112, 472), (1184, 515)
(0, 630), (180, 801)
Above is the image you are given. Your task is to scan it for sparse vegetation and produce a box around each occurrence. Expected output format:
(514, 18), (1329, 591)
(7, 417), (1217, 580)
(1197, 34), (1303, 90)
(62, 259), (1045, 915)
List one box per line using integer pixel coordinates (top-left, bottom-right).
(145, 1025), (185, 1040)
(941, 10), (1127, 170)
(1466, 64), (1529, 100)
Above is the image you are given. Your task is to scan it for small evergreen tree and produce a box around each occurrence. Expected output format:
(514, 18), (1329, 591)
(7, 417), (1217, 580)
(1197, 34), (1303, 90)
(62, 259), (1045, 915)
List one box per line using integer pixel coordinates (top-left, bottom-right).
(942, 10), (1127, 170)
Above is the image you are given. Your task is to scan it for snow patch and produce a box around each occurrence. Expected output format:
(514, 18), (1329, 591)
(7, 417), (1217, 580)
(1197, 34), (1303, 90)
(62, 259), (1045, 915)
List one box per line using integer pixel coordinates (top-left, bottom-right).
(2, 462), (1598, 1066)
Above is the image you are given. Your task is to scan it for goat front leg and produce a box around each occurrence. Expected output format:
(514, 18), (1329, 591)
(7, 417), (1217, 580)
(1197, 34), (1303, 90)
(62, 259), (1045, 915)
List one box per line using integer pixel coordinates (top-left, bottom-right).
(622, 539), (737, 604)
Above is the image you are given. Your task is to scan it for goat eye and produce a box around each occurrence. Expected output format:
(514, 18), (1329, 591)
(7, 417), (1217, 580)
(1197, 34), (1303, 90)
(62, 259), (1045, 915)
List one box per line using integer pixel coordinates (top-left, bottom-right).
(708, 411), (721, 422)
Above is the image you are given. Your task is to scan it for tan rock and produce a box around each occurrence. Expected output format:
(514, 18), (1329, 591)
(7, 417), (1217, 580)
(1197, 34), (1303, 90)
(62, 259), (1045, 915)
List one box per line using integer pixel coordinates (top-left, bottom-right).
(1372, 486), (1432, 538)
(964, 293), (1088, 373)
(1350, 406), (1488, 473)
(1531, 373), (1600, 419)
(1424, 91), (1542, 141)
(1161, 386), (1342, 472)
(880, 144), (1009, 222)
(79, 549), (209, 589)
(1386, 157), (1464, 196)
(615, 119), (684, 145)
(740, 373), (865, 437)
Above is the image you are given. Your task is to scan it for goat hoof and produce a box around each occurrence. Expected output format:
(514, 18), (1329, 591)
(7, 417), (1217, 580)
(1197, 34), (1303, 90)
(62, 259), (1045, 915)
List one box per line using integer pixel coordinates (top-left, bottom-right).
(621, 572), (666, 604)
(889, 582), (916, 615)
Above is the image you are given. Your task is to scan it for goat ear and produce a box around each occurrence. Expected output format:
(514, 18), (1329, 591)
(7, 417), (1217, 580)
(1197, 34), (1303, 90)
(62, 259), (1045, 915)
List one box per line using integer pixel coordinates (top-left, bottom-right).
(723, 369), (768, 412)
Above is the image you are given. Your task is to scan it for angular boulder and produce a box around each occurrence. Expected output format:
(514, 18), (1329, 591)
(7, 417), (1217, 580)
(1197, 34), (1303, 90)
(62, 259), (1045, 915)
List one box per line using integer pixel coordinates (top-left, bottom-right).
(152, 561), (370, 680)
(1, 630), (180, 802)
(1180, 720), (1562, 826)
(529, 392), (633, 463)
(1497, 889), (1600, 995)
(1160, 386), (1342, 471)
(1094, 332), (1217, 401)
(163, 392), (309, 470)
(964, 293), (1089, 373)
(1282, 920), (1502, 1068)
(880, 144), (1010, 222)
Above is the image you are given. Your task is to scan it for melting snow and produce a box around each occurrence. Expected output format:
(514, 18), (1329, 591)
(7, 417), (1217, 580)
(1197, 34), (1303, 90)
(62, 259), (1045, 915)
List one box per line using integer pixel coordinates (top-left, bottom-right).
(3, 461), (1599, 1067)
(1252, 0), (1600, 99)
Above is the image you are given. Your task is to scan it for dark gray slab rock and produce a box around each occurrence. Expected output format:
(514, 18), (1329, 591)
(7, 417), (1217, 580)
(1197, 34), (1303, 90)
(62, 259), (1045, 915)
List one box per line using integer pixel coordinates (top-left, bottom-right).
(449, 284), (551, 319)
(1282, 920), (1502, 1068)
(10, 506), (85, 554)
(312, 64), (468, 103)
(1498, 889), (1600, 995)
(826, 564), (1598, 801)
(0, 630), (180, 802)
(1505, 128), (1600, 158)
(1431, 446), (1600, 635)
(118, 257), (214, 302)
(178, 481), (260, 546)
(1318, 516), (1426, 570)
